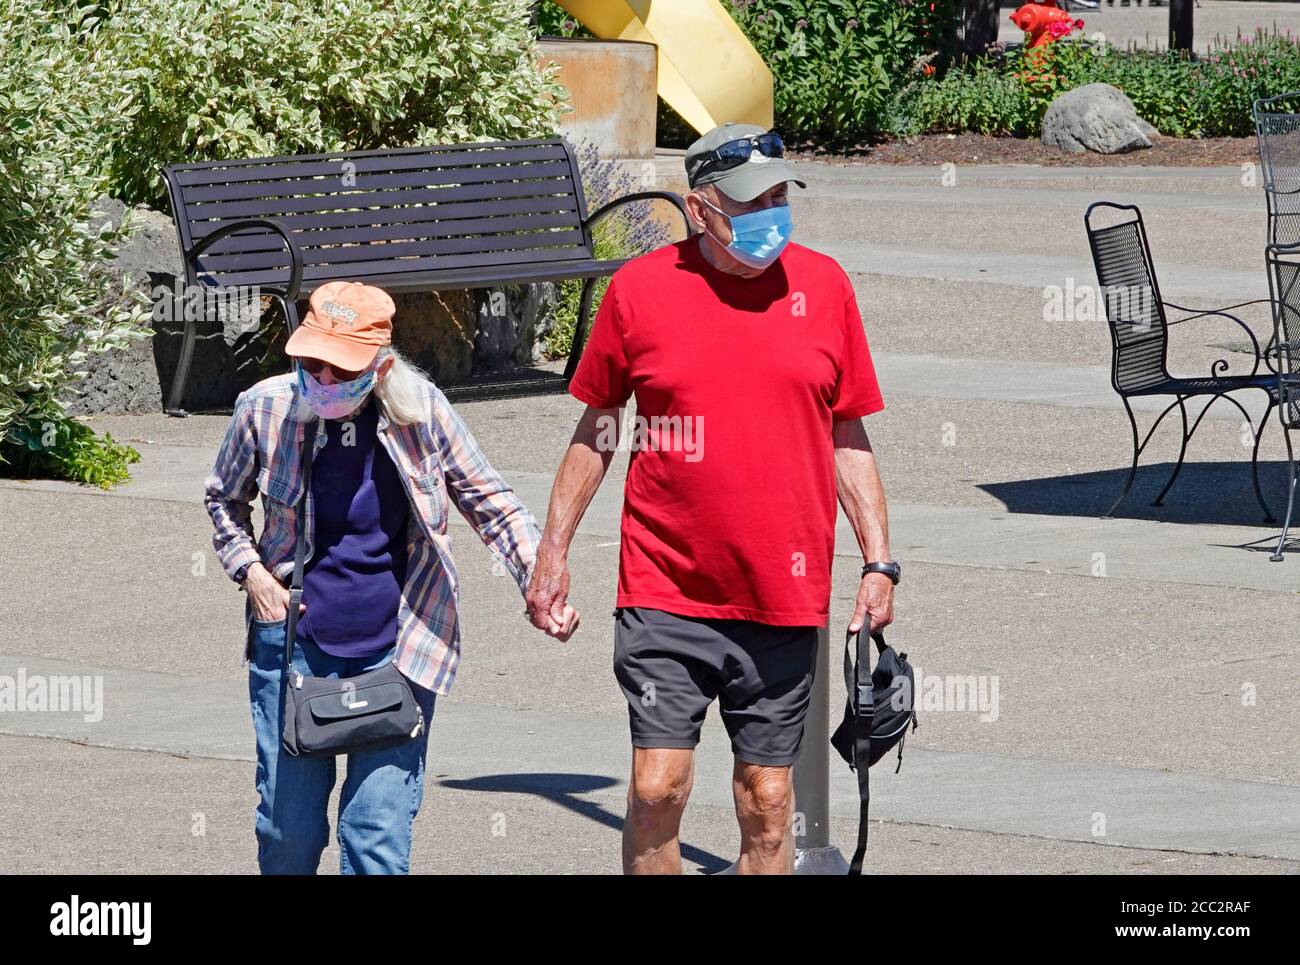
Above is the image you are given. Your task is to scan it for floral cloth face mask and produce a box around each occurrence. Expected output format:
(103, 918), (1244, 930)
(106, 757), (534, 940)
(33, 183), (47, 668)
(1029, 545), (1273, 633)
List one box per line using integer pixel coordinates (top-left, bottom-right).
(296, 362), (377, 420)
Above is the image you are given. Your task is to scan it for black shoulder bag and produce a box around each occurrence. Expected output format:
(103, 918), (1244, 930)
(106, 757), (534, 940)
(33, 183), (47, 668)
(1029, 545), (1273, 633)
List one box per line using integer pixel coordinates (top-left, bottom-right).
(280, 418), (425, 757)
(831, 626), (918, 875)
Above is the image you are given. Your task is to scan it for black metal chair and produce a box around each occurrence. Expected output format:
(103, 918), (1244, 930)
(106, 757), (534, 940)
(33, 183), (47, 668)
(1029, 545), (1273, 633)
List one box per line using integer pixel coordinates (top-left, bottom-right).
(1084, 202), (1277, 520)
(1253, 92), (1300, 249)
(1263, 241), (1300, 559)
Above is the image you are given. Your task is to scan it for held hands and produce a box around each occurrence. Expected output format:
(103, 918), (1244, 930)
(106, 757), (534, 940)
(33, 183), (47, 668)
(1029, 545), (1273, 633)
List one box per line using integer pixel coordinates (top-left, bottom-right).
(525, 544), (580, 643)
(849, 571), (894, 635)
(242, 562), (304, 623)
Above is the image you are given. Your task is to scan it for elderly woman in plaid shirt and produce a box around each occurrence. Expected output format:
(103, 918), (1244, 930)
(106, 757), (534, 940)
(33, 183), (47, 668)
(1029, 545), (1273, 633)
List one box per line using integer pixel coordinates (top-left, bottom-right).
(205, 281), (578, 875)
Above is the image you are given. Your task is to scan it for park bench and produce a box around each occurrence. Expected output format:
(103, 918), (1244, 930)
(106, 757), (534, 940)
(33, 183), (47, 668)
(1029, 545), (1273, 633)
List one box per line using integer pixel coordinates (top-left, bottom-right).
(160, 136), (688, 414)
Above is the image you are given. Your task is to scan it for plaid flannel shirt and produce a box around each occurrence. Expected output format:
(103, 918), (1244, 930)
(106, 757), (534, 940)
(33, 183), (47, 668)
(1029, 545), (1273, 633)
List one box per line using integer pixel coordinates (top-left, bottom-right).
(204, 372), (541, 695)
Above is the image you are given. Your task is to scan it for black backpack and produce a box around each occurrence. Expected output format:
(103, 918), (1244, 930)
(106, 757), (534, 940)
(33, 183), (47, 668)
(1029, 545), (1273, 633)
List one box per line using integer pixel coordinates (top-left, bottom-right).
(831, 627), (918, 875)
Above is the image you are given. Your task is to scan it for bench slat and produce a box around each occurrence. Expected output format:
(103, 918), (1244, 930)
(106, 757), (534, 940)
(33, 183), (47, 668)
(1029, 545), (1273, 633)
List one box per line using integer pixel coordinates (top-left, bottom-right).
(189, 195), (582, 240)
(205, 249), (620, 291)
(170, 143), (570, 188)
(182, 176), (580, 223)
(190, 213), (585, 257)
(166, 137), (563, 173)
(194, 228), (588, 273)
(181, 159), (575, 204)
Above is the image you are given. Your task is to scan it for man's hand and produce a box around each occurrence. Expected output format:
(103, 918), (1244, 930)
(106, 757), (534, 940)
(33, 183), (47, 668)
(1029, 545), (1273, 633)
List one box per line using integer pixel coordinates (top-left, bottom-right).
(848, 572), (894, 635)
(242, 562), (302, 623)
(525, 541), (579, 642)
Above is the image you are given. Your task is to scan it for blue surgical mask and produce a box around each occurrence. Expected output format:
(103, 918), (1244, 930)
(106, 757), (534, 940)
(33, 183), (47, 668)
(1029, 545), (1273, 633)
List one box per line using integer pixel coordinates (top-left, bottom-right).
(699, 197), (794, 269)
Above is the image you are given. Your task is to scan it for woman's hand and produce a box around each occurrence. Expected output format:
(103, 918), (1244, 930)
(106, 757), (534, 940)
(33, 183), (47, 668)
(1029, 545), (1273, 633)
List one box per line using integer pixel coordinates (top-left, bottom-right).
(243, 562), (303, 622)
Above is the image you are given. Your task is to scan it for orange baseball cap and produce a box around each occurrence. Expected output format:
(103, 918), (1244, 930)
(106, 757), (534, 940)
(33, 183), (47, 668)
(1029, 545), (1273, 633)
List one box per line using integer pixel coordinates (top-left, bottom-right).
(285, 281), (395, 371)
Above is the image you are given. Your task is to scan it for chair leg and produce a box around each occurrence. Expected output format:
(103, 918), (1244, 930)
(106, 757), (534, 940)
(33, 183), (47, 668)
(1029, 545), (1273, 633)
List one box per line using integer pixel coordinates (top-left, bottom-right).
(1151, 397), (1190, 506)
(1271, 426), (1297, 562)
(1252, 397), (1277, 524)
(562, 277), (599, 384)
(164, 288), (196, 417)
(1104, 398), (1142, 518)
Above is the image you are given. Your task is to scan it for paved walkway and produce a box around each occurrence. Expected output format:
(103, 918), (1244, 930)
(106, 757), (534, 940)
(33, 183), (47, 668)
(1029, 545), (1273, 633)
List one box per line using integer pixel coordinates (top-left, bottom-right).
(2, 158), (1297, 873)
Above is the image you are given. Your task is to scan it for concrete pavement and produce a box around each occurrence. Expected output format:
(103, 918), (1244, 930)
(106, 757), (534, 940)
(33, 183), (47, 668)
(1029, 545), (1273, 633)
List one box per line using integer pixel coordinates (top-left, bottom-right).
(2, 157), (1298, 873)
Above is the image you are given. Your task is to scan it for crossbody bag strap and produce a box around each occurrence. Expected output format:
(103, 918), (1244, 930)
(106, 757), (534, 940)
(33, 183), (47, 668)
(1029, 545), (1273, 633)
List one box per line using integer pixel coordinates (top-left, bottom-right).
(283, 418), (319, 681)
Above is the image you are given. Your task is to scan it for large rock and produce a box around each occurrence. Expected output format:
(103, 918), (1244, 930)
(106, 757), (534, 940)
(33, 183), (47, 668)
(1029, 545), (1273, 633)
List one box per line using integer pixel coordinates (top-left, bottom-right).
(1041, 83), (1159, 155)
(473, 283), (560, 371)
(70, 199), (558, 414)
(68, 197), (266, 415)
(390, 289), (476, 385)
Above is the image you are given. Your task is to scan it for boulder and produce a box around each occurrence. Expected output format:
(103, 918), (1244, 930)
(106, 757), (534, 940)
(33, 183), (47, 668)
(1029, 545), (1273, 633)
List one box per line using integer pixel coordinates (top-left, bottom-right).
(390, 289), (477, 385)
(68, 197), (266, 415)
(473, 283), (560, 371)
(1041, 83), (1159, 155)
(70, 199), (558, 414)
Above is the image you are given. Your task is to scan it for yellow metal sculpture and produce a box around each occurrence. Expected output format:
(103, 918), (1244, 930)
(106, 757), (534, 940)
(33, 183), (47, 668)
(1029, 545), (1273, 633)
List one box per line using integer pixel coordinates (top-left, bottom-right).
(553, 0), (774, 134)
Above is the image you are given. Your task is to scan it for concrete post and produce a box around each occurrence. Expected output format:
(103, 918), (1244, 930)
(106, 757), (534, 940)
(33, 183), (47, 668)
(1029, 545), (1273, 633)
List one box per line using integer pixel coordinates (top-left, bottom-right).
(793, 625), (850, 874)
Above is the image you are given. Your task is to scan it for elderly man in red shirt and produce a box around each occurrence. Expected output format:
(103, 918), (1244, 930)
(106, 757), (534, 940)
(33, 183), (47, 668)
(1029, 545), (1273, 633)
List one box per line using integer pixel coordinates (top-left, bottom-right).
(526, 123), (896, 875)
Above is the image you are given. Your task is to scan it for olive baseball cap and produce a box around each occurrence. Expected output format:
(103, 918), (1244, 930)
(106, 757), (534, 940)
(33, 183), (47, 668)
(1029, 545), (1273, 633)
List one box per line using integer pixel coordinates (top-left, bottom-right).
(685, 122), (806, 203)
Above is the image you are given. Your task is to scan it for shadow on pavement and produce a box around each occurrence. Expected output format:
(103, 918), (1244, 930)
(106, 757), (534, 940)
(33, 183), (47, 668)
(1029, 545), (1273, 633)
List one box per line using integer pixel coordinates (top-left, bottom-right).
(438, 772), (732, 874)
(981, 460), (1296, 530)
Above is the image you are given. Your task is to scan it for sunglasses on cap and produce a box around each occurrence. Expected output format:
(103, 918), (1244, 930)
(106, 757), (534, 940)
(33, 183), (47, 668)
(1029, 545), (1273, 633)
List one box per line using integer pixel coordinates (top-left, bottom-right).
(697, 130), (785, 180)
(299, 357), (371, 382)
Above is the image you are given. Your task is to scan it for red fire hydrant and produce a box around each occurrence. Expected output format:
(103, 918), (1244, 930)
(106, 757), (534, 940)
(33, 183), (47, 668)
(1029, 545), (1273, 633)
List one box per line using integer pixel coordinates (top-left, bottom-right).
(1010, 1), (1084, 48)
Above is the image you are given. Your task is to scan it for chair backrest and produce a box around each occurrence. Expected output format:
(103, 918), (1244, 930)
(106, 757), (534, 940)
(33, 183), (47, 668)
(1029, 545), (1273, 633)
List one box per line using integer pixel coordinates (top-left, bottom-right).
(1084, 202), (1170, 394)
(1266, 242), (1300, 427)
(1253, 93), (1300, 246)
(162, 138), (593, 293)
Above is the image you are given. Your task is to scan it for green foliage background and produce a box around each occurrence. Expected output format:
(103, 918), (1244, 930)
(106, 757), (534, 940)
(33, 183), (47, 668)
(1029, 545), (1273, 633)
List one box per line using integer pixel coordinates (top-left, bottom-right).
(0, 0), (568, 485)
(897, 32), (1300, 139)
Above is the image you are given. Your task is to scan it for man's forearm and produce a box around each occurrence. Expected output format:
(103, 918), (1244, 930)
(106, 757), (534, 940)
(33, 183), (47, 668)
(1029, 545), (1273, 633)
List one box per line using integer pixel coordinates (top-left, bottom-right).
(540, 407), (619, 557)
(833, 418), (890, 563)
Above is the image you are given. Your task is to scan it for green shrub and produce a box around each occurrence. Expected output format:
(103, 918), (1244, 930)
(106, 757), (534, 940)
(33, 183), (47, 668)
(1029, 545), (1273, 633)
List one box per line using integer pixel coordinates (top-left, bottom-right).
(99, 0), (570, 207)
(0, 0), (153, 481)
(907, 56), (1035, 136)
(1, 0), (567, 486)
(727, 0), (958, 146)
(2, 417), (140, 490)
(908, 31), (1300, 139)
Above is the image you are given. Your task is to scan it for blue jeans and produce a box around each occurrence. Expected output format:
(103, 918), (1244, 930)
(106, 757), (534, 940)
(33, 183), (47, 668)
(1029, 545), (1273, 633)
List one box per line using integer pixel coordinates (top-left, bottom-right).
(246, 617), (437, 874)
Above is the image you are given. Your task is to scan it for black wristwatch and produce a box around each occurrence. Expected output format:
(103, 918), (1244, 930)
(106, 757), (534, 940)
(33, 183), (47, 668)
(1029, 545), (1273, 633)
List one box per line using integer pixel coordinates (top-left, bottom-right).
(862, 561), (901, 585)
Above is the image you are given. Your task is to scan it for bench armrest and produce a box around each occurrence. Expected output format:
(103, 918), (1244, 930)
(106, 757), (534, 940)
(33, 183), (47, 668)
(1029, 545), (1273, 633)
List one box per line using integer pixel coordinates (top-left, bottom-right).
(584, 190), (691, 242)
(186, 217), (304, 303)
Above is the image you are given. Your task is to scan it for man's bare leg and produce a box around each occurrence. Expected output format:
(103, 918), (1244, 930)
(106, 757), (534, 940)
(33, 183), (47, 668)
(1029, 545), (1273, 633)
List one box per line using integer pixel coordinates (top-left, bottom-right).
(623, 747), (694, 874)
(732, 759), (796, 874)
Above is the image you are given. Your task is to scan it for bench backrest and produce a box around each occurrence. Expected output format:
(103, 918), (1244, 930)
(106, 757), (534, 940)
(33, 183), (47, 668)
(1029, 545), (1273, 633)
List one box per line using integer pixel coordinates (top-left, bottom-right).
(162, 137), (594, 293)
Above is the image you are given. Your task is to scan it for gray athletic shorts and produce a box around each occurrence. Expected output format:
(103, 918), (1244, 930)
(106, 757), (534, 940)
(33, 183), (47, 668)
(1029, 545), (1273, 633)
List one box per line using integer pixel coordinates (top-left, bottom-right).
(612, 606), (818, 767)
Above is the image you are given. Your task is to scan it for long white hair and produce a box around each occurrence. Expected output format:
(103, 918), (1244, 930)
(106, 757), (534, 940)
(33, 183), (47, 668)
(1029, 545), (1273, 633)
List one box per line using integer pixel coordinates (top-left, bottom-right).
(372, 345), (435, 426)
(291, 345), (435, 426)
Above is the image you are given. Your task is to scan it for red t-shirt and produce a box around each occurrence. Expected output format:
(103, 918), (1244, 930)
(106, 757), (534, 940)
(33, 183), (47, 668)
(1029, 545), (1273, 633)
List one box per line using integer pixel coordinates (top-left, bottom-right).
(568, 235), (885, 626)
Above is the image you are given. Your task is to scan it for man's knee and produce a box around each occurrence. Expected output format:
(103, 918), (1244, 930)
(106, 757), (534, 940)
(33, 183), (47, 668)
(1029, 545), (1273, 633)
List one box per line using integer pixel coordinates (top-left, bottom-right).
(629, 750), (692, 825)
(735, 766), (793, 835)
